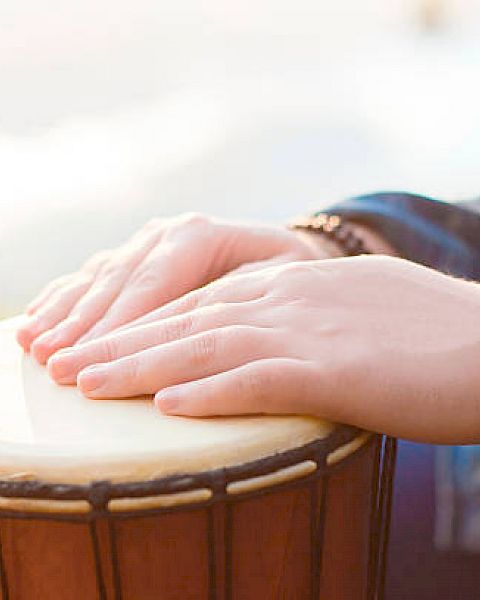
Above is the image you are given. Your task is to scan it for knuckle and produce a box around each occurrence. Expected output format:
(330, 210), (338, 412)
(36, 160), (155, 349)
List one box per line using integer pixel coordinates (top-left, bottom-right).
(178, 211), (210, 227)
(143, 217), (163, 231)
(197, 280), (225, 307)
(168, 212), (212, 235)
(197, 288), (215, 308)
(36, 303), (62, 325)
(263, 287), (306, 310)
(60, 316), (84, 337)
(222, 324), (250, 344)
(53, 273), (74, 287)
(159, 313), (194, 344)
(130, 268), (159, 290)
(238, 367), (268, 404)
(83, 249), (112, 273)
(55, 276), (92, 302)
(99, 336), (119, 362)
(262, 292), (291, 309)
(39, 274), (74, 298)
(189, 331), (217, 367)
(123, 355), (140, 384)
(73, 272), (94, 289)
(282, 261), (317, 278)
(180, 290), (201, 312)
(97, 260), (121, 282)
(62, 313), (82, 329)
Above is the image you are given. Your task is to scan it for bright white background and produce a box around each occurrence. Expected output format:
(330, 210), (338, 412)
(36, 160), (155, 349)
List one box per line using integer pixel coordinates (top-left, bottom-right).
(1, 0), (480, 314)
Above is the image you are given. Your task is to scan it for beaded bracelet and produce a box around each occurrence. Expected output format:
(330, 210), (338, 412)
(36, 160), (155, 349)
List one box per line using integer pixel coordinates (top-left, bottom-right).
(288, 213), (371, 256)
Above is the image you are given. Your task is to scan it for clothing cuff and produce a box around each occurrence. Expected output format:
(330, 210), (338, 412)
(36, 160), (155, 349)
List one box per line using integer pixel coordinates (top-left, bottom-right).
(321, 192), (480, 281)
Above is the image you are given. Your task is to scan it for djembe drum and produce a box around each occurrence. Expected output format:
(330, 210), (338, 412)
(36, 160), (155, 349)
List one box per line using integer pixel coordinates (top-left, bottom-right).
(0, 317), (396, 600)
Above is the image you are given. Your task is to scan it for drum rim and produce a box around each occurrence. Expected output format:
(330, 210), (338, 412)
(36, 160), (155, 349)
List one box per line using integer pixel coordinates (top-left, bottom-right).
(0, 424), (363, 507)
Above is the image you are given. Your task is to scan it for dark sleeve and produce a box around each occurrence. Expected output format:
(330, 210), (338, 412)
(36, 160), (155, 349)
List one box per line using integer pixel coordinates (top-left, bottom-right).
(321, 192), (480, 281)
(458, 197), (480, 215)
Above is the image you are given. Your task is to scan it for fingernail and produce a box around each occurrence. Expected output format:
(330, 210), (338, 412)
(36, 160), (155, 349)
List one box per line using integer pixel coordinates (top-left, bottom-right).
(78, 365), (107, 393)
(155, 389), (181, 413)
(23, 315), (45, 337)
(25, 304), (36, 315)
(31, 333), (60, 365)
(16, 316), (41, 349)
(16, 327), (33, 351)
(31, 341), (49, 364)
(47, 351), (75, 382)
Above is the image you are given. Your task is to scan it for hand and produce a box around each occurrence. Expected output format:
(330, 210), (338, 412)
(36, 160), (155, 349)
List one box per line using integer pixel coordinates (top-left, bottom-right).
(17, 213), (342, 363)
(48, 255), (480, 444)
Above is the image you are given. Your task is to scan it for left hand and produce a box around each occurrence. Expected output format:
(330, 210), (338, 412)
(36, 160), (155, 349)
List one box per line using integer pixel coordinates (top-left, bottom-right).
(47, 255), (480, 444)
(17, 214), (342, 363)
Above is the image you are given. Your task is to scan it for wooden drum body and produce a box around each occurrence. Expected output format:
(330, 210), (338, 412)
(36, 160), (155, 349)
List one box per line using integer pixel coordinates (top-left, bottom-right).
(0, 319), (396, 600)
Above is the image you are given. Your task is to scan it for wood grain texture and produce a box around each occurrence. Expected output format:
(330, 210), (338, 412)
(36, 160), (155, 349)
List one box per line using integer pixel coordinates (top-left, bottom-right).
(0, 441), (378, 599)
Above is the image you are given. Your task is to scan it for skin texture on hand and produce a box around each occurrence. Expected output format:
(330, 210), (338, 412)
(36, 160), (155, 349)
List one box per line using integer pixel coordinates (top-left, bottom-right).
(16, 213), (341, 364)
(47, 255), (480, 445)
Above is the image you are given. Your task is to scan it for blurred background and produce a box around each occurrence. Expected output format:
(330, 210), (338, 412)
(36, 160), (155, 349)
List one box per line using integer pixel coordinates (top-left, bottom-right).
(2, 1), (480, 598)
(2, 0), (480, 314)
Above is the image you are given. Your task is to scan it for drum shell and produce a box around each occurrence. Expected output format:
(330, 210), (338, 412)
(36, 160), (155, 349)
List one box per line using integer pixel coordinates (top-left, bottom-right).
(0, 436), (381, 600)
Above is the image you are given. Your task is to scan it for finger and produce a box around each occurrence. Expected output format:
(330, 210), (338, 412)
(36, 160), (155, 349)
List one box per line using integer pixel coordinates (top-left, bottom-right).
(77, 326), (275, 399)
(224, 254), (293, 278)
(29, 225), (166, 363)
(48, 301), (264, 384)
(25, 249), (112, 317)
(25, 275), (73, 316)
(18, 276), (93, 352)
(77, 237), (199, 343)
(29, 284), (119, 363)
(114, 271), (267, 334)
(20, 252), (112, 350)
(154, 358), (318, 417)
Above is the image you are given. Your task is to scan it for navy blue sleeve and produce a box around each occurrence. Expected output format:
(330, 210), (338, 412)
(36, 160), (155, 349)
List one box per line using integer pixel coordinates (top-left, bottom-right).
(322, 192), (480, 281)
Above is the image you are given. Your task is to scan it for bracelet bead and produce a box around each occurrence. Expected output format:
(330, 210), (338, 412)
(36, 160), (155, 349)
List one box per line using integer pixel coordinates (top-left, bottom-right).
(288, 213), (371, 257)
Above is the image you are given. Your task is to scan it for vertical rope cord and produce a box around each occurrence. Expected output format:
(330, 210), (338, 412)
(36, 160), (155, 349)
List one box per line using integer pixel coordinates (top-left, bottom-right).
(0, 528), (9, 600)
(107, 517), (122, 600)
(309, 478), (319, 600)
(367, 437), (383, 600)
(311, 476), (329, 600)
(207, 506), (217, 600)
(224, 501), (233, 600)
(0, 428), (368, 600)
(310, 447), (329, 600)
(89, 521), (107, 600)
(376, 437), (397, 600)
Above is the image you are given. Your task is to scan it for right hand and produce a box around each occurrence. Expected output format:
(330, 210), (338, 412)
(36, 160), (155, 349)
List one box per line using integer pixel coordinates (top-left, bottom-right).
(17, 213), (340, 364)
(49, 253), (480, 444)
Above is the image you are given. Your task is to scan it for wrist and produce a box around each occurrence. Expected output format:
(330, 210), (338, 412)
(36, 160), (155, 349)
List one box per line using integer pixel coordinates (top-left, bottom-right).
(290, 215), (397, 259)
(292, 229), (347, 259)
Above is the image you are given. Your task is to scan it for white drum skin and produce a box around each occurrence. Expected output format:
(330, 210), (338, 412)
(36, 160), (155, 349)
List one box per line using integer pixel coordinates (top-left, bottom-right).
(0, 316), (338, 485)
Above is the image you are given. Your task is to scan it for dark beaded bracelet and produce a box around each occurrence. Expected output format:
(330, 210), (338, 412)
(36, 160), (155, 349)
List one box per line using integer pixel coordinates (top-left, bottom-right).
(288, 213), (371, 256)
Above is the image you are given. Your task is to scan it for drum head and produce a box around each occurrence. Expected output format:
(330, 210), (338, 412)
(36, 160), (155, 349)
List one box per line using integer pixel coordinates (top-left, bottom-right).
(0, 317), (335, 484)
